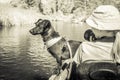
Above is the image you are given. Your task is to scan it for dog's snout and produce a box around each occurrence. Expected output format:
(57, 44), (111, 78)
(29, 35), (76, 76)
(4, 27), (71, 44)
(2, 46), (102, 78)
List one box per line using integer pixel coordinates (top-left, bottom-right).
(29, 29), (32, 33)
(29, 29), (34, 34)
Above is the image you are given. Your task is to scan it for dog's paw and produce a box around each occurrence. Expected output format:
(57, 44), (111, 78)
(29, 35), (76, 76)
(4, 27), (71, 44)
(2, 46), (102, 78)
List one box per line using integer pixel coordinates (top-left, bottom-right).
(52, 67), (60, 75)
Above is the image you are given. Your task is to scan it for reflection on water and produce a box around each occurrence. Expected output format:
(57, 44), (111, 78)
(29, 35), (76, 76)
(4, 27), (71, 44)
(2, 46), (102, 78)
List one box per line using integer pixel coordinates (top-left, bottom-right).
(52, 21), (89, 41)
(0, 21), (88, 80)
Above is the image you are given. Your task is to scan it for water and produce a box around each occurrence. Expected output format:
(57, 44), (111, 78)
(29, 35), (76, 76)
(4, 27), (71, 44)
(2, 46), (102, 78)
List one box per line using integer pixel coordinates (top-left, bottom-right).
(0, 21), (89, 80)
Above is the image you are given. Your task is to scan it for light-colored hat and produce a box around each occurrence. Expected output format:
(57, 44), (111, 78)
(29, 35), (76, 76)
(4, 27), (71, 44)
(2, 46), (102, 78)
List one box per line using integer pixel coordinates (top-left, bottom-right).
(86, 5), (120, 30)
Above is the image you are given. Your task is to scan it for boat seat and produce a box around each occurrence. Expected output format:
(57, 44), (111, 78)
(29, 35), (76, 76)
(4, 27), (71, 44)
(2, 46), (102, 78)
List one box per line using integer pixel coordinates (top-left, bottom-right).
(78, 61), (118, 80)
(89, 62), (117, 80)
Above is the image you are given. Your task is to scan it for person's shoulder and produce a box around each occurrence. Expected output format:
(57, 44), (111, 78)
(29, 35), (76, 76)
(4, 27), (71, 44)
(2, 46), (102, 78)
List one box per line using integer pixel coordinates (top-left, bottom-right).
(82, 41), (95, 45)
(81, 42), (95, 47)
(81, 41), (113, 46)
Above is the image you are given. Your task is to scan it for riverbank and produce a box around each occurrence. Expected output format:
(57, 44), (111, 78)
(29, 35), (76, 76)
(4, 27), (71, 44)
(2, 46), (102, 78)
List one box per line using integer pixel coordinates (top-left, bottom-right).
(0, 3), (41, 27)
(0, 3), (85, 28)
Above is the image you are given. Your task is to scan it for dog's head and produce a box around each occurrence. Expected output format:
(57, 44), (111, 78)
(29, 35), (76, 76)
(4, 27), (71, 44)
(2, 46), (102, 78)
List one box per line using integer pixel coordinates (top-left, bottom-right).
(29, 19), (51, 35)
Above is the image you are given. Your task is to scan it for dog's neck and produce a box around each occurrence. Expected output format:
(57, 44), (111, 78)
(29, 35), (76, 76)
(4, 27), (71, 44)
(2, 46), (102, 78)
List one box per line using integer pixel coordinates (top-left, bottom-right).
(41, 27), (60, 42)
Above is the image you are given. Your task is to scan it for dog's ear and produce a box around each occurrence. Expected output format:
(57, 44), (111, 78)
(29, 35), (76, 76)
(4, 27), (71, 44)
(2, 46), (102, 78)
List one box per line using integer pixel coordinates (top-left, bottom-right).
(44, 20), (51, 28)
(43, 20), (51, 32)
(35, 19), (42, 26)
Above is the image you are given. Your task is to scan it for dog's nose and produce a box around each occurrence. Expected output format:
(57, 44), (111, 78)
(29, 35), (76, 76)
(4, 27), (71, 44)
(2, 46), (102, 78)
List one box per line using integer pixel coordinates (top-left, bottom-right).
(29, 29), (33, 34)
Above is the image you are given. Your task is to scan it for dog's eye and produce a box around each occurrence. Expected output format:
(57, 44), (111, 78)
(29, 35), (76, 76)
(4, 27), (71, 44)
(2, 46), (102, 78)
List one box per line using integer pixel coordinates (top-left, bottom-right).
(62, 46), (66, 52)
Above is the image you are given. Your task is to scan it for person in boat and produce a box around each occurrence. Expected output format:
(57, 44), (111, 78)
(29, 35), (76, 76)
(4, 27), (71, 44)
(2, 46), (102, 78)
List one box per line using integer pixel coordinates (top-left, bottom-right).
(49, 5), (120, 80)
(74, 5), (120, 66)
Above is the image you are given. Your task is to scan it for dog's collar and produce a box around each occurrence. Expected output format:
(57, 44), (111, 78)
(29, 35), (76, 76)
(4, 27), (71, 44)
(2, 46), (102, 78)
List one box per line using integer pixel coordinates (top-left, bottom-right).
(45, 37), (62, 48)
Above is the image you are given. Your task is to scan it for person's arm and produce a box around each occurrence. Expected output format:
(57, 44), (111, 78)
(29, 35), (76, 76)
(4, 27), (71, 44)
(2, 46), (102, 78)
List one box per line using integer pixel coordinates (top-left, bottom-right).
(111, 32), (120, 64)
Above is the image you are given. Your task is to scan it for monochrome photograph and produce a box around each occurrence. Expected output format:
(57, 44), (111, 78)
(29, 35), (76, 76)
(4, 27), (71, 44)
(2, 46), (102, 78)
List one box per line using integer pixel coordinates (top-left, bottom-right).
(0, 0), (120, 80)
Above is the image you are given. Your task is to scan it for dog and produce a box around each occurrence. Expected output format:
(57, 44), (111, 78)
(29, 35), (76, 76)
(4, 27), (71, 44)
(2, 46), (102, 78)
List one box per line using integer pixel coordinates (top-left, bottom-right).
(29, 19), (81, 64)
(29, 19), (81, 79)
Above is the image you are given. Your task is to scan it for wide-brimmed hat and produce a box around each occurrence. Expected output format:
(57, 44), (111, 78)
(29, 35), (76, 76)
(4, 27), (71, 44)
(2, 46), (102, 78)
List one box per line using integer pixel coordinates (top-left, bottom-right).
(86, 5), (120, 30)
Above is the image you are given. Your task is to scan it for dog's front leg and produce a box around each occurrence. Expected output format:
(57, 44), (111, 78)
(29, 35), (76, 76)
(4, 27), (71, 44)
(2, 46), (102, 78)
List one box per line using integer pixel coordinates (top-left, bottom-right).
(52, 63), (61, 75)
(52, 57), (62, 75)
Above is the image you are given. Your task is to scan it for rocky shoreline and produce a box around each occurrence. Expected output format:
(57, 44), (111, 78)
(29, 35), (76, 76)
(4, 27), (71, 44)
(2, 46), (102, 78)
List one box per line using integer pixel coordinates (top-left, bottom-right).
(0, 3), (85, 28)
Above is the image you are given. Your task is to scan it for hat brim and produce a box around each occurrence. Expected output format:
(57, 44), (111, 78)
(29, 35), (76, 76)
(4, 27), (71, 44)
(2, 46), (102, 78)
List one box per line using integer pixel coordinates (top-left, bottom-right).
(86, 16), (120, 30)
